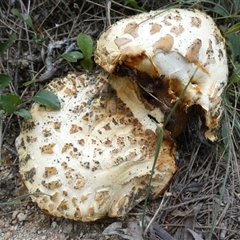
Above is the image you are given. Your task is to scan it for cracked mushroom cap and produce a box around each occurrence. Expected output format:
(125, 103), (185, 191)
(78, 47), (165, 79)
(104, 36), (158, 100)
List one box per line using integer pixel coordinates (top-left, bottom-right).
(96, 8), (228, 141)
(17, 73), (177, 222)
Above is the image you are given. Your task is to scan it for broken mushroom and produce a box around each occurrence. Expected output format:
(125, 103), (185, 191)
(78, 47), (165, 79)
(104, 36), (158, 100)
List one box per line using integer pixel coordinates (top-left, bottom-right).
(17, 73), (177, 221)
(17, 8), (228, 222)
(96, 8), (228, 141)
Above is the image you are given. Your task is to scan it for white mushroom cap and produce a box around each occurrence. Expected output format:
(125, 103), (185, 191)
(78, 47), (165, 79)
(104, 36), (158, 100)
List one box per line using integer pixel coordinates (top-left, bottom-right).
(17, 73), (177, 222)
(96, 8), (228, 141)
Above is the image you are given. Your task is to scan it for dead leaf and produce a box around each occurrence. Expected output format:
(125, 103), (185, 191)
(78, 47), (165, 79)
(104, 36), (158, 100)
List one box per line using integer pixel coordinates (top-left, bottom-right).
(149, 221), (175, 240)
(102, 221), (142, 240)
(187, 229), (203, 240)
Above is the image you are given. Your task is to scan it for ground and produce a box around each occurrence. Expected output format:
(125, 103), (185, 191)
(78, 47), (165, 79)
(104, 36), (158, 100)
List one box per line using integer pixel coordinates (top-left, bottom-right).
(0, 0), (240, 239)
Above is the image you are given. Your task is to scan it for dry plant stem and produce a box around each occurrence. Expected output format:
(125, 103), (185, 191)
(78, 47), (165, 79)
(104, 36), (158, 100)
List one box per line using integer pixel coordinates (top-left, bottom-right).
(106, 0), (112, 27)
(85, 0), (106, 10)
(38, 39), (76, 82)
(0, 115), (2, 164)
(19, 0), (35, 80)
(2, 114), (14, 144)
(38, 1), (61, 29)
(161, 194), (215, 212)
(141, 71), (197, 232)
(143, 192), (170, 235)
(111, 0), (144, 12)
(14, 28), (23, 92)
(0, 192), (48, 207)
(0, 61), (5, 165)
(207, 115), (232, 240)
(217, 202), (230, 226)
(151, 222), (175, 240)
(85, 0), (129, 17)
(2, 143), (18, 157)
(141, 127), (163, 230)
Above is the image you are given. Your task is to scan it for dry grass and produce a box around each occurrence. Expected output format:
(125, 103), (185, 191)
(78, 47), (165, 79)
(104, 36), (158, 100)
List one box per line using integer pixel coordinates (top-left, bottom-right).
(0, 0), (240, 239)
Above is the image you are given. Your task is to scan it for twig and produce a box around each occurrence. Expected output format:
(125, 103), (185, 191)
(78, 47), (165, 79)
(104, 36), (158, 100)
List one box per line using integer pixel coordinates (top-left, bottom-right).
(19, 0), (35, 80)
(37, 39), (76, 82)
(160, 194), (215, 212)
(143, 216), (176, 240)
(143, 192), (169, 235)
(111, 0), (144, 13)
(0, 115), (2, 164)
(106, 0), (112, 27)
(151, 221), (176, 240)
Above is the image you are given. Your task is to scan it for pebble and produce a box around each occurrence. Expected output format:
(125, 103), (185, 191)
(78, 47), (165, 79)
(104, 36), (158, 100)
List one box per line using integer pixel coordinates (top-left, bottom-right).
(62, 223), (73, 233)
(3, 231), (13, 240)
(12, 210), (18, 220)
(0, 219), (4, 228)
(11, 219), (17, 225)
(17, 212), (27, 222)
(51, 221), (58, 229)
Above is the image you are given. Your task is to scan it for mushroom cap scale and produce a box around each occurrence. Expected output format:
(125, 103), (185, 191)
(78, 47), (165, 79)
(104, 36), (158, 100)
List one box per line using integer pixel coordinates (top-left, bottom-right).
(17, 73), (177, 221)
(96, 8), (228, 141)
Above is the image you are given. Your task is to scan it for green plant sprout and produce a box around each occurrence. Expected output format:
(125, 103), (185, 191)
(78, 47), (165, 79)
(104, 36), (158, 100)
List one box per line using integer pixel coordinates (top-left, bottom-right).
(141, 69), (198, 231)
(11, 8), (42, 43)
(0, 34), (61, 119)
(124, 0), (145, 11)
(61, 33), (94, 70)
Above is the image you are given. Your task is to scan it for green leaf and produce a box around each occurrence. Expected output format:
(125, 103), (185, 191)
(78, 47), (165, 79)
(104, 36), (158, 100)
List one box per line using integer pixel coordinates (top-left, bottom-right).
(14, 109), (32, 119)
(0, 74), (12, 90)
(12, 8), (35, 32)
(0, 34), (17, 53)
(229, 64), (240, 82)
(31, 35), (42, 44)
(213, 5), (229, 17)
(61, 51), (83, 62)
(0, 110), (5, 115)
(81, 58), (93, 70)
(0, 93), (21, 113)
(124, 0), (145, 11)
(227, 32), (240, 61)
(77, 33), (93, 59)
(224, 22), (240, 36)
(32, 90), (61, 110)
(23, 78), (36, 86)
(12, 8), (24, 21)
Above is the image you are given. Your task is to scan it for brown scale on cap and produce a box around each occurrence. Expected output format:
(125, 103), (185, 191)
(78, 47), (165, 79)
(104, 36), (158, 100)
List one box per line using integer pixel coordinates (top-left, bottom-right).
(191, 16), (202, 27)
(41, 180), (62, 190)
(150, 23), (162, 35)
(186, 38), (202, 63)
(170, 24), (184, 36)
(124, 22), (139, 37)
(40, 143), (55, 154)
(153, 34), (174, 52)
(43, 167), (58, 178)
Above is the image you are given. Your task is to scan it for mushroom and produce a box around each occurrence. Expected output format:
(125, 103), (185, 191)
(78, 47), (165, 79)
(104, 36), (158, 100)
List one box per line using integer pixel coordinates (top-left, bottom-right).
(17, 73), (177, 221)
(96, 8), (228, 141)
(17, 8), (228, 222)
